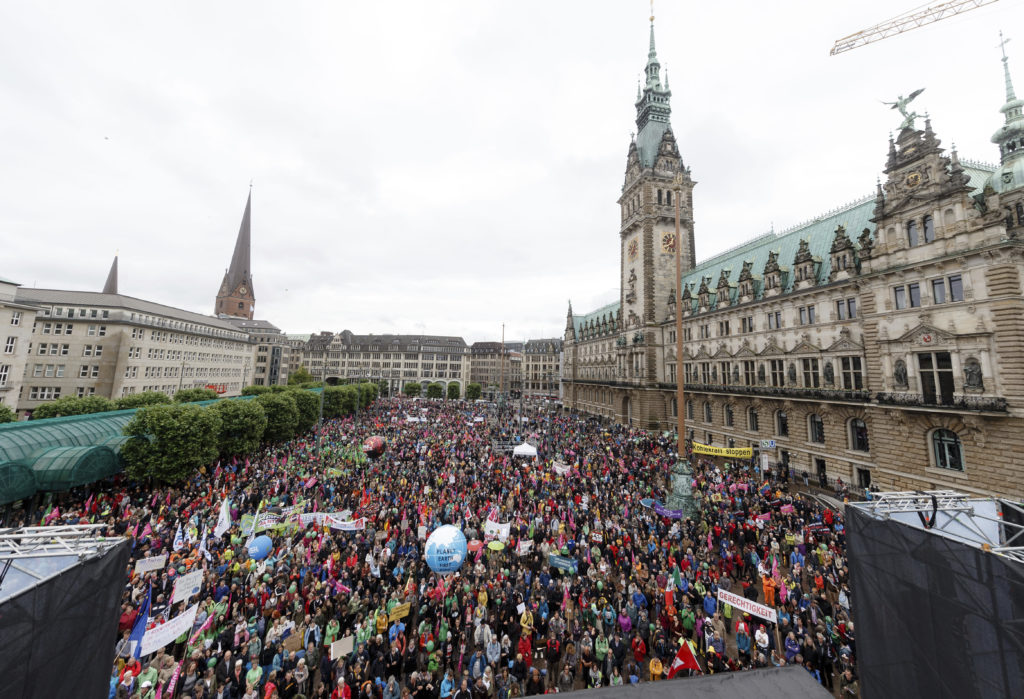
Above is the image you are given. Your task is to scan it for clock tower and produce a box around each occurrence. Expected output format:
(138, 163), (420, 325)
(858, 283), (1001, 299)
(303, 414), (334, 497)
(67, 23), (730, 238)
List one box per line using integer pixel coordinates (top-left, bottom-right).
(619, 17), (696, 328)
(215, 190), (256, 320)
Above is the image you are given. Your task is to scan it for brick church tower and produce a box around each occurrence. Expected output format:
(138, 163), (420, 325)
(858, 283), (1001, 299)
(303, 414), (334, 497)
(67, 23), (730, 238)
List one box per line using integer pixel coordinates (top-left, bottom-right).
(215, 191), (256, 319)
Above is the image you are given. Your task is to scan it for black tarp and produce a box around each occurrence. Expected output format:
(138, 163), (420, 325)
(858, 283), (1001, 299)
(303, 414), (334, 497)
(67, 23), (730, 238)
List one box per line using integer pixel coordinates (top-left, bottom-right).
(847, 505), (1024, 698)
(0, 538), (130, 698)
(572, 666), (828, 699)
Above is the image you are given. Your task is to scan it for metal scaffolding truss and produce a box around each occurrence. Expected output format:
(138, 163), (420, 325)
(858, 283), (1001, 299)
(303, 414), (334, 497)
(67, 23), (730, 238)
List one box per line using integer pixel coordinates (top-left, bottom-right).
(0, 524), (115, 560)
(851, 490), (1024, 565)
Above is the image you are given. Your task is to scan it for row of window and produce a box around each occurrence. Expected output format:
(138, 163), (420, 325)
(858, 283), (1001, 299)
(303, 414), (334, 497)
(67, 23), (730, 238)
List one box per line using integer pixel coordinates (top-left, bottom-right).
(682, 356), (864, 390)
(687, 402), (870, 451)
(893, 274), (963, 310)
(35, 323), (107, 336)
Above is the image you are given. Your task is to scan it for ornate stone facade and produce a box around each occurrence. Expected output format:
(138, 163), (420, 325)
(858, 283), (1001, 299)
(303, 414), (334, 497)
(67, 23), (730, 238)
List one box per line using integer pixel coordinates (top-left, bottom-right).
(562, 23), (1024, 499)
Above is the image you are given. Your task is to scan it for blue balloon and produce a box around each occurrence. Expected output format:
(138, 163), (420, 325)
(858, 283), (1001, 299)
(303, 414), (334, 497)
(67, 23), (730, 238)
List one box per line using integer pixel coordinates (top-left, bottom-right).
(247, 534), (273, 561)
(424, 525), (468, 574)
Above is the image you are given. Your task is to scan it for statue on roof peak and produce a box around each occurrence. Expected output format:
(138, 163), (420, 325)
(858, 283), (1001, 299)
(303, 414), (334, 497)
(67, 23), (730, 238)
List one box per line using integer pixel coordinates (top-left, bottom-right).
(882, 88), (925, 131)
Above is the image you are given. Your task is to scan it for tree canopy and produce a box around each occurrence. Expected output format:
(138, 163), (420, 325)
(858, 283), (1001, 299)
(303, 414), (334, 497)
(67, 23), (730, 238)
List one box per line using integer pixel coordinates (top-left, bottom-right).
(121, 403), (222, 483)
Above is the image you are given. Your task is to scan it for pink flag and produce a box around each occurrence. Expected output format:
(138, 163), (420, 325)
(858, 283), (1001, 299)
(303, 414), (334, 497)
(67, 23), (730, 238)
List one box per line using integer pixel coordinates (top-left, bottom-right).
(151, 493), (159, 507)
(84, 494), (94, 513)
(141, 522), (152, 538)
(44, 507), (60, 524)
(165, 492), (171, 506)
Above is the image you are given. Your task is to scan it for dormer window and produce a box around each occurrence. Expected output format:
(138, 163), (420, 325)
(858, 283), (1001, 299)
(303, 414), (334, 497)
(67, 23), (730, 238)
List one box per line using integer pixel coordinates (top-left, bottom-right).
(741, 282), (752, 296)
(765, 274), (778, 290)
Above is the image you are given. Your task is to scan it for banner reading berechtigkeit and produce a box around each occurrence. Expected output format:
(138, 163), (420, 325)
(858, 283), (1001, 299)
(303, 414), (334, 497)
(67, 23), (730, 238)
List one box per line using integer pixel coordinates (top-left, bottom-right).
(717, 588), (777, 624)
(140, 603), (199, 656)
(693, 442), (754, 459)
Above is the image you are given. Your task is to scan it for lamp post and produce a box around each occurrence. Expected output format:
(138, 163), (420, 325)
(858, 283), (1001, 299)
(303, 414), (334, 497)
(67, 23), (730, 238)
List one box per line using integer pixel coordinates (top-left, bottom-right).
(667, 173), (697, 519)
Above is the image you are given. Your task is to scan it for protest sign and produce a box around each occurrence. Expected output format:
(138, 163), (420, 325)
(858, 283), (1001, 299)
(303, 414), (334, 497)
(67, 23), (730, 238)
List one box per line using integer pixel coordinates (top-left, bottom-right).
(417, 525), (427, 540)
(484, 520), (511, 542)
(327, 516), (366, 531)
(254, 511), (281, 532)
(140, 603), (199, 656)
(654, 503), (684, 519)
(692, 442), (754, 458)
(171, 570), (203, 604)
(134, 554), (167, 575)
(548, 553), (578, 573)
(552, 462), (571, 476)
(517, 540), (533, 556)
(388, 602), (411, 622)
(717, 588), (777, 624)
(780, 504), (795, 514)
(330, 636), (354, 660)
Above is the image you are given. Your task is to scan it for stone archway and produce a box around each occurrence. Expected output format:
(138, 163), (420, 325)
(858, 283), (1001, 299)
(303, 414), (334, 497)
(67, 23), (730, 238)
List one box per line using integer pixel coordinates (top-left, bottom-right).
(622, 395), (633, 426)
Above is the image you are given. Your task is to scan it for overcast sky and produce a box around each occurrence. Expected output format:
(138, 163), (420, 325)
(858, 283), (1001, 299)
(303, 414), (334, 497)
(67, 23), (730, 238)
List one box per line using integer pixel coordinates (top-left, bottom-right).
(2, 1), (1021, 343)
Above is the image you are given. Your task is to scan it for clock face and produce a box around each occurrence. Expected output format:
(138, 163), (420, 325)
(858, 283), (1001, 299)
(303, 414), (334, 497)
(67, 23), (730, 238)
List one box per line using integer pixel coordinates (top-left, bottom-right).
(627, 239), (639, 260)
(239, 286), (248, 295)
(905, 172), (921, 188)
(661, 232), (677, 253)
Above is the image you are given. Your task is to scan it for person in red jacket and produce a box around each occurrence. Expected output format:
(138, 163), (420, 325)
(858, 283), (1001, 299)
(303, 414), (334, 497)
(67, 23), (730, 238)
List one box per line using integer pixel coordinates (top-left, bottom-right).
(631, 635), (646, 663)
(517, 634), (533, 667)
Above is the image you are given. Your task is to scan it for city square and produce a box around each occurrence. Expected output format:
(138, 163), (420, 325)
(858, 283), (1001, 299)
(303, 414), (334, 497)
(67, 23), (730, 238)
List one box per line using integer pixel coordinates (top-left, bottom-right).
(2, 2), (1024, 698)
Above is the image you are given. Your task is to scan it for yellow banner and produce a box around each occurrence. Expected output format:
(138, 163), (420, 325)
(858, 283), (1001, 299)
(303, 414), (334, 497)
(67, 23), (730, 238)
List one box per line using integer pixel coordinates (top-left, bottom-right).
(692, 442), (753, 459)
(388, 602), (412, 622)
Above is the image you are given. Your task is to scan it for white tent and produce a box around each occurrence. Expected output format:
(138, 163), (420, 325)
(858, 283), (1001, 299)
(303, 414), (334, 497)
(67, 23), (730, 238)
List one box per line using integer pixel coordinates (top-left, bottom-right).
(513, 443), (538, 458)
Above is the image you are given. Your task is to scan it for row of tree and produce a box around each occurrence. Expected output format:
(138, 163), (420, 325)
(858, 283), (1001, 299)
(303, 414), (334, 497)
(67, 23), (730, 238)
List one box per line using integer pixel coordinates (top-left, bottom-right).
(27, 388), (224, 420)
(401, 382), (482, 400)
(121, 383), (378, 483)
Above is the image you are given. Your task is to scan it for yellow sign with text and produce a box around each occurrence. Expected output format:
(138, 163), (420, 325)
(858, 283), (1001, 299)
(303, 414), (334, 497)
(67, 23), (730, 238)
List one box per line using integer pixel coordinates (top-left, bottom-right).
(692, 442), (753, 459)
(388, 603), (412, 622)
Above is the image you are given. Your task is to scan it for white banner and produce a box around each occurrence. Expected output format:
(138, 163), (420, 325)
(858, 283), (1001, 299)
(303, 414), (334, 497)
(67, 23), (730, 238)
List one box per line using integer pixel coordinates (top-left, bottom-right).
(299, 512), (329, 527)
(134, 554), (167, 575)
(327, 516), (366, 531)
(171, 570), (204, 604)
(484, 520), (511, 542)
(213, 499), (232, 538)
(140, 603), (199, 656)
(717, 588), (777, 624)
(552, 462), (571, 476)
(517, 540), (533, 556)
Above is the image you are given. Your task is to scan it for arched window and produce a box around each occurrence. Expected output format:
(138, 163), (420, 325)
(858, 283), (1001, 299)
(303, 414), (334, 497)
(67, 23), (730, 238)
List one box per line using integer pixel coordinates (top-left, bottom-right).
(907, 220), (919, 247)
(809, 414), (825, 443)
(686, 400), (694, 420)
(703, 401), (713, 423)
(776, 410), (789, 437)
(849, 418), (869, 452)
(666, 190), (673, 206)
(923, 215), (935, 243)
(657, 189), (663, 205)
(748, 408), (759, 432)
(932, 429), (965, 471)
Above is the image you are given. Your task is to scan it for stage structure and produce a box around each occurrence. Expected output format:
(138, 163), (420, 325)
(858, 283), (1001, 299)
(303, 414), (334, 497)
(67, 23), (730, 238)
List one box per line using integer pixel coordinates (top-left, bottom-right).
(847, 491), (1024, 699)
(0, 524), (130, 699)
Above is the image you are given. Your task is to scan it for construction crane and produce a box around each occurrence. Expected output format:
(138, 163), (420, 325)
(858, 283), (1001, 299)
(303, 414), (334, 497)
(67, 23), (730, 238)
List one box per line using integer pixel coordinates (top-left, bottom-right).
(830, 0), (1000, 56)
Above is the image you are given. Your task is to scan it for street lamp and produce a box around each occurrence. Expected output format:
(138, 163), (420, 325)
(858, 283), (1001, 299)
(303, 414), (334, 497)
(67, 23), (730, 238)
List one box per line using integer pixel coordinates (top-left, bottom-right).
(666, 172), (697, 519)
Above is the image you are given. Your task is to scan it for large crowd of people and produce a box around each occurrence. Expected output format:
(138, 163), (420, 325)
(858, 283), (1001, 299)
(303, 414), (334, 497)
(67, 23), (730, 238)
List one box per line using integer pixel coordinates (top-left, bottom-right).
(22, 397), (859, 698)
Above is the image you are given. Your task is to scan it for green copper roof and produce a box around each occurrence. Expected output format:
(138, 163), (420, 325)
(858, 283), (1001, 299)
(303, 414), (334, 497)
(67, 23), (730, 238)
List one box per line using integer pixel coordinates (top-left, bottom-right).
(572, 300), (620, 336)
(680, 162), (995, 310)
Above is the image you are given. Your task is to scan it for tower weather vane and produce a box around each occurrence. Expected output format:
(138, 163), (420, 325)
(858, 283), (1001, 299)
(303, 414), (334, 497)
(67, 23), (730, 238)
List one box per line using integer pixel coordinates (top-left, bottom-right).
(882, 88), (925, 131)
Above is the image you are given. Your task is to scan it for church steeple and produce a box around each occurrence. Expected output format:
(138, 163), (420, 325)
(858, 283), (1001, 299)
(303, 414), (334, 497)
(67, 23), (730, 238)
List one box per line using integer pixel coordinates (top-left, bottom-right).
(634, 15), (672, 168)
(102, 254), (118, 295)
(215, 190), (256, 319)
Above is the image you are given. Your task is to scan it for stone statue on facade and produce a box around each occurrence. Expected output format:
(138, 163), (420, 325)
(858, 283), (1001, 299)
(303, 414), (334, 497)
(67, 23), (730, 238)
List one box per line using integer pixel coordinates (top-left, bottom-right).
(823, 361), (835, 385)
(964, 358), (984, 390)
(894, 359), (908, 388)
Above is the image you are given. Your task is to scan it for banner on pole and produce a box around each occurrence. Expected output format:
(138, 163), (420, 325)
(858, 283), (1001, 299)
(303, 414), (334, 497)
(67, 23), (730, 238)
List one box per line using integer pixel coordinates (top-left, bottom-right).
(254, 512), (281, 532)
(327, 516), (366, 531)
(330, 636), (354, 660)
(654, 503), (684, 519)
(548, 554), (578, 573)
(717, 588), (777, 624)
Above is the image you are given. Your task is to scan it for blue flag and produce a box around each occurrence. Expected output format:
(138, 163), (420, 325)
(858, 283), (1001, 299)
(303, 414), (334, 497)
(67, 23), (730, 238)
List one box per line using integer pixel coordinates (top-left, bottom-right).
(129, 584), (151, 659)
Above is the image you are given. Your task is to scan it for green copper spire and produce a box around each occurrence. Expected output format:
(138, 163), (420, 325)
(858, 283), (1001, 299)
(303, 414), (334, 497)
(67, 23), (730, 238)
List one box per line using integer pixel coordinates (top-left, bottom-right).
(1001, 31), (1018, 102)
(634, 15), (672, 168)
(991, 31), (1024, 167)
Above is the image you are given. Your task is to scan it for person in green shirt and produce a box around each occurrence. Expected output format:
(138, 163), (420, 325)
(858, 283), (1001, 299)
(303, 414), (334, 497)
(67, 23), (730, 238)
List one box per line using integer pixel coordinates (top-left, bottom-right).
(681, 607), (696, 638)
(245, 664), (263, 689)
